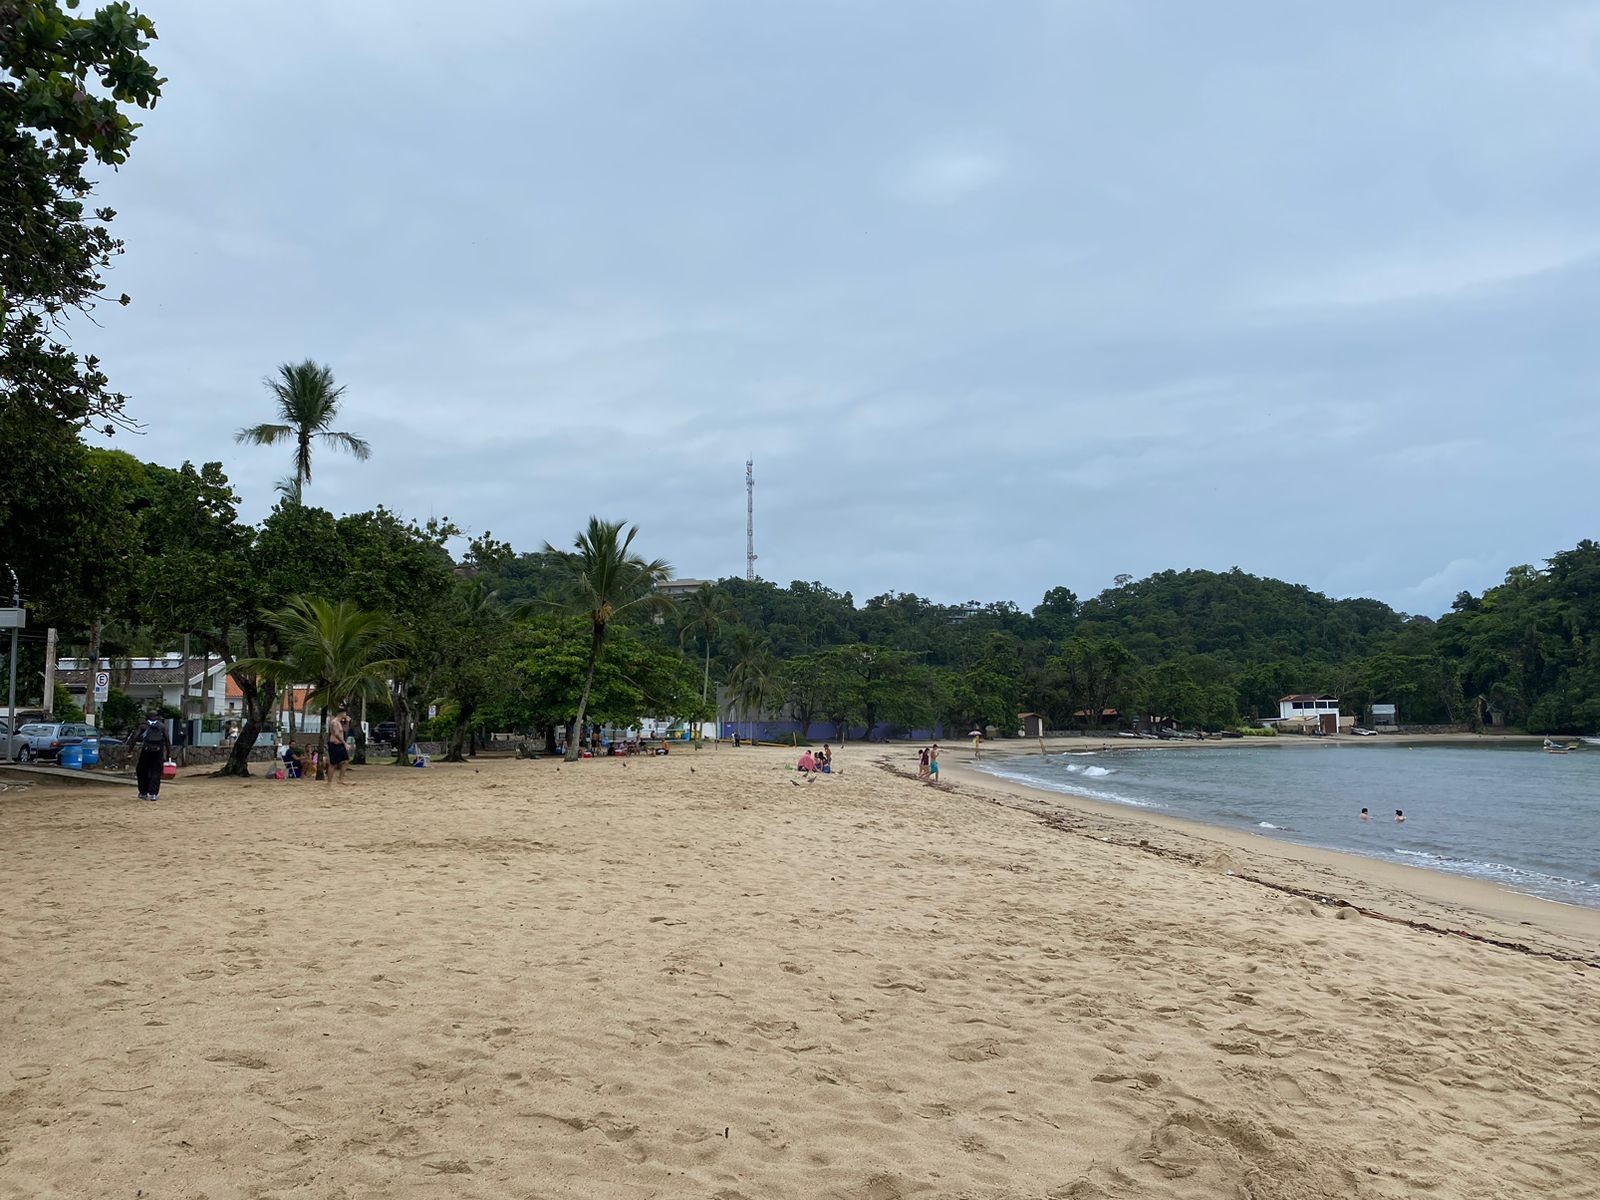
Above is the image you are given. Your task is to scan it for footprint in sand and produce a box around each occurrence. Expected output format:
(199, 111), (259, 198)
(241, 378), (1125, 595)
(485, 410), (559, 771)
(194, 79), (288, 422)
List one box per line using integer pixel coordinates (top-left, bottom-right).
(203, 1051), (271, 1070)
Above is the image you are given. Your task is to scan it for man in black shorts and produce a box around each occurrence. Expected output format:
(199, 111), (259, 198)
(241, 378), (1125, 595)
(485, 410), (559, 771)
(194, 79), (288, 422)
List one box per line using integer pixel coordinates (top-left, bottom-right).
(326, 708), (352, 785)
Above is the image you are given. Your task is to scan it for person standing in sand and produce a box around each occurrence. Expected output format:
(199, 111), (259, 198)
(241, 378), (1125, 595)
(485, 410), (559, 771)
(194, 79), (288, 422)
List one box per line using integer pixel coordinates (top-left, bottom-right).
(127, 710), (170, 802)
(326, 708), (352, 785)
(929, 744), (940, 782)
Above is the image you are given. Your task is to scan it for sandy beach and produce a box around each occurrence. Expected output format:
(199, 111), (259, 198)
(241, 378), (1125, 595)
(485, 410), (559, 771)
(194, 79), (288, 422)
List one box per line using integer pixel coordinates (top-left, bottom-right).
(3, 747), (1597, 1199)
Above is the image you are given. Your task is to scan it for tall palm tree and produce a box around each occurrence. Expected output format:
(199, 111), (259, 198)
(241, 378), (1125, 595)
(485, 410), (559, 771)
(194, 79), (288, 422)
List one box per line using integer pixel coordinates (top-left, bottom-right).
(235, 360), (370, 502)
(545, 518), (671, 761)
(236, 596), (399, 763)
(678, 583), (734, 731)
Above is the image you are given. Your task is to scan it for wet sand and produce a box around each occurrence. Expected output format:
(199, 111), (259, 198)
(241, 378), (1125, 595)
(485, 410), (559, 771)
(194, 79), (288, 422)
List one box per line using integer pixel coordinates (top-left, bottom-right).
(2, 748), (1596, 1198)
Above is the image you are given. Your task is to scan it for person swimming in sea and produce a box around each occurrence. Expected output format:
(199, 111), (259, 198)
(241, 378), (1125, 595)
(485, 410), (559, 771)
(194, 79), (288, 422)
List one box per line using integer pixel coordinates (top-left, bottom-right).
(1360, 808), (1369, 820)
(1395, 809), (1406, 823)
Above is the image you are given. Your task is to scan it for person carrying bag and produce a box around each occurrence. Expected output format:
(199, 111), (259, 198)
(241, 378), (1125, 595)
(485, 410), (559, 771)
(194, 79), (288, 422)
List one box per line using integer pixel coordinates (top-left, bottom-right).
(127, 711), (171, 802)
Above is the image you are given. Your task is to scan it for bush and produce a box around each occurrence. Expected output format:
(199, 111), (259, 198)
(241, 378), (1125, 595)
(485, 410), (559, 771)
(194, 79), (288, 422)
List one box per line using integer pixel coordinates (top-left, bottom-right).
(100, 688), (142, 734)
(51, 692), (86, 722)
(1237, 725), (1277, 737)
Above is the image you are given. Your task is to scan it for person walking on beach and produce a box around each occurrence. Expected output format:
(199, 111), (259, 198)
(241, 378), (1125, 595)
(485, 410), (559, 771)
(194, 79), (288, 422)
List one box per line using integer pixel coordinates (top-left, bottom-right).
(928, 743), (940, 782)
(326, 707), (352, 785)
(127, 710), (170, 802)
(917, 746), (930, 778)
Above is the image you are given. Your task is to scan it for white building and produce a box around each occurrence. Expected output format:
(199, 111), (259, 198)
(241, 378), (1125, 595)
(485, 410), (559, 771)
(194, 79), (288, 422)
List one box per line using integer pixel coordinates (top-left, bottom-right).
(1275, 694), (1353, 734)
(655, 578), (713, 601)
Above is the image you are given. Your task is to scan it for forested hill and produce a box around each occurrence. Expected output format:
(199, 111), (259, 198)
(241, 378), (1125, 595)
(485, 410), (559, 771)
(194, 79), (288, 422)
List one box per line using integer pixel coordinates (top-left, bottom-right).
(1072, 568), (1414, 664)
(467, 547), (1599, 735)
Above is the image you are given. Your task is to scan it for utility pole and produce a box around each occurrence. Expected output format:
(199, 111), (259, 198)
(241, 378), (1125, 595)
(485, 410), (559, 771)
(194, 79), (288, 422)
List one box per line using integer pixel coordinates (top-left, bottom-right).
(745, 458), (757, 582)
(83, 620), (101, 726)
(42, 627), (57, 716)
(3, 566), (20, 737)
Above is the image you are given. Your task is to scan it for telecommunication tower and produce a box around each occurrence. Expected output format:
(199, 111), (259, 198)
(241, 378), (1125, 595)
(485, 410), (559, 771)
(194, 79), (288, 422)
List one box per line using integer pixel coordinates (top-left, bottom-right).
(745, 458), (757, 581)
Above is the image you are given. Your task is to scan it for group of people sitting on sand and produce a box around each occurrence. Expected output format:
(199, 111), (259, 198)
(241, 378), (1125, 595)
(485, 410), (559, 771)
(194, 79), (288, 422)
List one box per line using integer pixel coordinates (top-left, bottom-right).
(797, 744), (834, 774)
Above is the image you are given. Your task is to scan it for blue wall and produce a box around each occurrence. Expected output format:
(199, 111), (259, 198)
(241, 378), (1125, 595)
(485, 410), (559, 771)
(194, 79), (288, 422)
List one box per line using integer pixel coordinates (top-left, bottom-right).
(718, 719), (944, 743)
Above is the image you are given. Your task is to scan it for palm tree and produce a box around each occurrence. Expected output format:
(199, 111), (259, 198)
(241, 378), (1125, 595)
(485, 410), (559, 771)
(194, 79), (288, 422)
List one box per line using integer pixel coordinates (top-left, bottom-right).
(235, 361), (370, 502)
(725, 630), (773, 744)
(678, 583), (734, 735)
(545, 518), (671, 761)
(236, 596), (399, 764)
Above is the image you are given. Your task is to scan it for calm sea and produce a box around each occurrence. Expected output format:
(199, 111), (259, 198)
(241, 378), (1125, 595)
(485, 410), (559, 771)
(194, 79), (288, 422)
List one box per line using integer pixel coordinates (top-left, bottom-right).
(975, 743), (1600, 909)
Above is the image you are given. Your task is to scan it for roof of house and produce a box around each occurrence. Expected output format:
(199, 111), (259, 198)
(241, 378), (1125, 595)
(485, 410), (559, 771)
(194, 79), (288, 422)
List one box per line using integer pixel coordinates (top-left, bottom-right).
(56, 658), (230, 688)
(1280, 694), (1338, 702)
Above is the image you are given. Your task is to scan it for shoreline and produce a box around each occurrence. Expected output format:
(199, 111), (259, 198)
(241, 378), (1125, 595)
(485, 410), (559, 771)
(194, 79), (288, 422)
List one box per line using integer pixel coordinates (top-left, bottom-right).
(932, 746), (1600, 960)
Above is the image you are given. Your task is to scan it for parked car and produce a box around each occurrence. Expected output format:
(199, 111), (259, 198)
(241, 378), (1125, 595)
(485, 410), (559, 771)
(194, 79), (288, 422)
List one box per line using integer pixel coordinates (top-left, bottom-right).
(11, 721), (94, 763)
(371, 721), (398, 744)
(0, 718), (24, 760)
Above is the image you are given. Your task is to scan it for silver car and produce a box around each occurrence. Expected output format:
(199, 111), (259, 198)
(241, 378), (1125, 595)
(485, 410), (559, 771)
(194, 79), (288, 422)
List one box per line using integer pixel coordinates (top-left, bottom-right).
(10, 721), (92, 763)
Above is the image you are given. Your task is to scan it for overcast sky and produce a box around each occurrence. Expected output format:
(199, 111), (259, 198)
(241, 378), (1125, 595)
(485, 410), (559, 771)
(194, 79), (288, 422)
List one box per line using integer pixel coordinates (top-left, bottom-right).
(86, 0), (1600, 617)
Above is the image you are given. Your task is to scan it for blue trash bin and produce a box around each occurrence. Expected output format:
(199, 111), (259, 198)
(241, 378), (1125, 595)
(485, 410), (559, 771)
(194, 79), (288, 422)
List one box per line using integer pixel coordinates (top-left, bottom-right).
(59, 744), (84, 770)
(80, 739), (100, 766)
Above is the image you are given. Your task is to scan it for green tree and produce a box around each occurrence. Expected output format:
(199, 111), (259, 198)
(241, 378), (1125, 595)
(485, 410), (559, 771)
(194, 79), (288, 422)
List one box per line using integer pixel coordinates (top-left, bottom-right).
(1, 0), (164, 431)
(235, 361), (369, 502)
(431, 578), (504, 762)
(543, 518), (671, 761)
(725, 629), (774, 742)
(677, 582), (734, 727)
(236, 596), (398, 763)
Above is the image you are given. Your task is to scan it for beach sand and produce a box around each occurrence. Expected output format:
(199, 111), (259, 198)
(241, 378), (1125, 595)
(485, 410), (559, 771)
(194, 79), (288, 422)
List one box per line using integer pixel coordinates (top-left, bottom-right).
(2, 747), (1597, 1198)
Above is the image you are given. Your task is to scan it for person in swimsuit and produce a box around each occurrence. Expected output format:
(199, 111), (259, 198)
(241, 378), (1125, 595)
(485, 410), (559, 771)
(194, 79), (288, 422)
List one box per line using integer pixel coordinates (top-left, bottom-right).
(929, 744), (940, 781)
(327, 708), (351, 785)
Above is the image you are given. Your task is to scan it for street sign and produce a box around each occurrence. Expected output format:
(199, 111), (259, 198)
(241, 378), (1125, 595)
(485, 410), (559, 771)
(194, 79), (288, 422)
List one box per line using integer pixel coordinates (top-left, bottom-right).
(0, 607), (23, 629)
(427, 704), (438, 720)
(94, 670), (110, 701)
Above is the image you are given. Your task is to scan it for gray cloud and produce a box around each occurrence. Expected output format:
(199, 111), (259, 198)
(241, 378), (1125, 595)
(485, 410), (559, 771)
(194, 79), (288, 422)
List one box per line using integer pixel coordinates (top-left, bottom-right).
(85, 0), (1600, 614)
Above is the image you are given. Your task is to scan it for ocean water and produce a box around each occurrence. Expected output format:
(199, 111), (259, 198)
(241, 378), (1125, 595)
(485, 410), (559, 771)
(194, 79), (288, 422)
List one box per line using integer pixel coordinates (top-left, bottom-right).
(976, 743), (1600, 908)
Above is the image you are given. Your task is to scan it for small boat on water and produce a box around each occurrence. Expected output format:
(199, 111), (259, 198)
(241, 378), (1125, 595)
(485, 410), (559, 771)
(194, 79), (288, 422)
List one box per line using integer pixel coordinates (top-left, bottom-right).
(1544, 738), (1580, 753)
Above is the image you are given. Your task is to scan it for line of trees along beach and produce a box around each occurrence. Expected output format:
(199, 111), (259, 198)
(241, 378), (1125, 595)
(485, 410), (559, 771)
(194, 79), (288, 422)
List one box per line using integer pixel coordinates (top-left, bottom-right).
(10, 433), (1600, 764)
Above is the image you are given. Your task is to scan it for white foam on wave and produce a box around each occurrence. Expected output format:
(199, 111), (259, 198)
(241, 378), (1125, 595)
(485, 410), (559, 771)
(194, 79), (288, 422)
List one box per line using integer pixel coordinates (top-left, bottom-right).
(1257, 821), (1279, 829)
(975, 764), (1161, 809)
(1063, 763), (1114, 777)
(1393, 849), (1600, 902)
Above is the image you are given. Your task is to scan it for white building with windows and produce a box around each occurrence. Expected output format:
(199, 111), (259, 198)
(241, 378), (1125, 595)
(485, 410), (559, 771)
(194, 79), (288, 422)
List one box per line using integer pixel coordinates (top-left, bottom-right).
(1278, 694), (1341, 722)
(1271, 694), (1354, 734)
